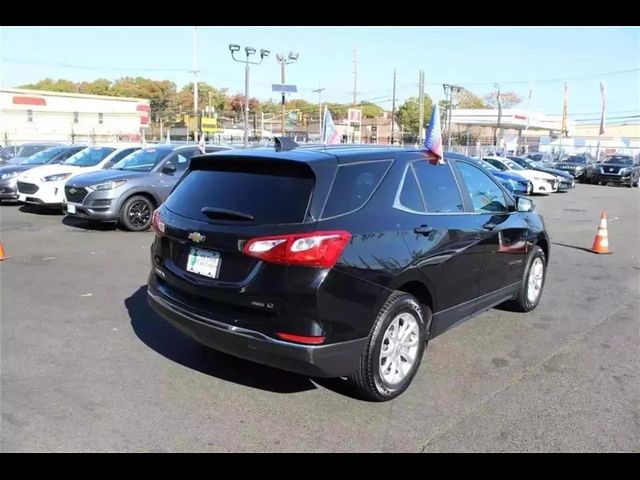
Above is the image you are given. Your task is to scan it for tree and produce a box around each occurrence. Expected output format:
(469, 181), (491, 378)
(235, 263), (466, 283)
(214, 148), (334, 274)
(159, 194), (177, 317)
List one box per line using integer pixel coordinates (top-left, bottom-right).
(455, 89), (488, 109)
(327, 103), (348, 119)
(20, 78), (77, 93)
(77, 79), (112, 96)
(483, 91), (523, 108)
(359, 101), (384, 118)
(396, 95), (434, 135)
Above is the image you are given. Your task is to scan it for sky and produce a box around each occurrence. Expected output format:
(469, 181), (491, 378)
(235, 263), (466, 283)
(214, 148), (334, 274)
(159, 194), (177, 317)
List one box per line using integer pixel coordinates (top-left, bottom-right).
(1, 26), (639, 123)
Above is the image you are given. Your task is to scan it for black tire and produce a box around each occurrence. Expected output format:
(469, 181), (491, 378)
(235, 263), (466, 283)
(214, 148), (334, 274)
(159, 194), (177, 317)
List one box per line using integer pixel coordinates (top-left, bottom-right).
(348, 291), (428, 402)
(118, 195), (154, 231)
(626, 177), (633, 188)
(505, 246), (547, 313)
(634, 179), (639, 188)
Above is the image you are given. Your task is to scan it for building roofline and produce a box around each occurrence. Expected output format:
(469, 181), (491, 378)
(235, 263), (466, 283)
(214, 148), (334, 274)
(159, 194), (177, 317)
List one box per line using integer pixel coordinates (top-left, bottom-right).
(2, 87), (149, 104)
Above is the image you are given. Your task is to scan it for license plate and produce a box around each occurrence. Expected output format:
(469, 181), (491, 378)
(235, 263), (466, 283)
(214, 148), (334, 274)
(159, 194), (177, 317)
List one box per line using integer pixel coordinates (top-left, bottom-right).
(67, 204), (76, 214)
(186, 247), (221, 279)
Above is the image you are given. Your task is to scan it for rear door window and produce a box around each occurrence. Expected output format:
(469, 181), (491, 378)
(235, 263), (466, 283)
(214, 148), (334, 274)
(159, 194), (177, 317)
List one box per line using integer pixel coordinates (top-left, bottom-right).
(165, 162), (314, 225)
(412, 161), (464, 213)
(321, 160), (392, 219)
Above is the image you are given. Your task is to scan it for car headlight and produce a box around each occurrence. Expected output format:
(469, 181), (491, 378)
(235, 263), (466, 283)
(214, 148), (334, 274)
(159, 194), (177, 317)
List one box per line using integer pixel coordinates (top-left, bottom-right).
(620, 168), (630, 175)
(88, 180), (127, 191)
(597, 166), (604, 173)
(42, 173), (72, 182)
(0, 172), (18, 180)
(574, 166), (585, 171)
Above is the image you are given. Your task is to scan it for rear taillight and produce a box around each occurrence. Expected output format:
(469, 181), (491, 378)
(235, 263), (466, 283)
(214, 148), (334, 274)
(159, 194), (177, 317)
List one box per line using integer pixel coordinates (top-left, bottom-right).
(242, 230), (351, 268)
(152, 209), (165, 236)
(276, 332), (326, 345)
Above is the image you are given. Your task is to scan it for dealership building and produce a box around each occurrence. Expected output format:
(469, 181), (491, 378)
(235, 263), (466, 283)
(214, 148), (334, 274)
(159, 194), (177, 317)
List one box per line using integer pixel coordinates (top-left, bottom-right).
(0, 88), (150, 145)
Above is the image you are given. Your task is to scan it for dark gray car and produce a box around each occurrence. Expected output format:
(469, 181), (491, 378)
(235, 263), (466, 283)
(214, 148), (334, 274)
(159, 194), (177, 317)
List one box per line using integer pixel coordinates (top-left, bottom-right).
(63, 144), (231, 230)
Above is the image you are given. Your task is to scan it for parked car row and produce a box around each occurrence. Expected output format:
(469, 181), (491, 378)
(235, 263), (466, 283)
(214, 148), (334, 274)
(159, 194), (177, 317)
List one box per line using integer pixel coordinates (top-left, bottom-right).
(475, 155), (573, 195)
(0, 143), (231, 230)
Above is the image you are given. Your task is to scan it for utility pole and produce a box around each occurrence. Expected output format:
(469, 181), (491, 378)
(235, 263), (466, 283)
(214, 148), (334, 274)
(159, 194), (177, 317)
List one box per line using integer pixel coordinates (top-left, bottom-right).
(313, 86), (325, 141)
(275, 52), (299, 137)
(391, 69), (397, 145)
(192, 26), (199, 141)
(495, 82), (502, 147)
(352, 48), (358, 143)
(418, 70), (425, 145)
(443, 83), (462, 150)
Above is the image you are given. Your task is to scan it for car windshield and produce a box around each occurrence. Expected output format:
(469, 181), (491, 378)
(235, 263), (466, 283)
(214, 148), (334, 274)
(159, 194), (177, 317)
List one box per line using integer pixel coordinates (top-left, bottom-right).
(16, 145), (53, 157)
(503, 159), (525, 170)
(529, 154), (543, 161)
(20, 147), (65, 165)
(527, 160), (545, 169)
(603, 156), (633, 165)
(479, 160), (499, 172)
(564, 156), (586, 163)
(112, 148), (168, 171)
(64, 147), (116, 167)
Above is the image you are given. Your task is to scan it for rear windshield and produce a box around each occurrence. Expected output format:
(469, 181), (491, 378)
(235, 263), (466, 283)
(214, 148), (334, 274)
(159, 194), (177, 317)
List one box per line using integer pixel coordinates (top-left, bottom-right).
(165, 163), (314, 225)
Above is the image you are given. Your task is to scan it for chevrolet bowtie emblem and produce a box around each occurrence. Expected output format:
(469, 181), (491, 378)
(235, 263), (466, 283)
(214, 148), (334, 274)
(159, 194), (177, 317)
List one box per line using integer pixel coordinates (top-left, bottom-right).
(188, 232), (206, 243)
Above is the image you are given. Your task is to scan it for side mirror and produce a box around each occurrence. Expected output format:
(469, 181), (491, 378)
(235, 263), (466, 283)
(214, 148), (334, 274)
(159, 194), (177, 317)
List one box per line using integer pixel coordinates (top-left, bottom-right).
(162, 163), (177, 174)
(516, 196), (535, 213)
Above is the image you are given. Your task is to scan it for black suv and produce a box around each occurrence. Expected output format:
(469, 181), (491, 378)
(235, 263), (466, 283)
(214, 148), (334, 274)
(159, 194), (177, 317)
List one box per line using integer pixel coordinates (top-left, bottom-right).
(593, 154), (640, 188)
(553, 154), (596, 183)
(147, 145), (550, 401)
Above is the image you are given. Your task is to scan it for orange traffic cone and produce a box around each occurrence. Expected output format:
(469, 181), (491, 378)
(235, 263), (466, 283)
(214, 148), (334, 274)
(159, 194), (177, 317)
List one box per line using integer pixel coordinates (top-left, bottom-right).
(591, 211), (612, 254)
(0, 240), (8, 261)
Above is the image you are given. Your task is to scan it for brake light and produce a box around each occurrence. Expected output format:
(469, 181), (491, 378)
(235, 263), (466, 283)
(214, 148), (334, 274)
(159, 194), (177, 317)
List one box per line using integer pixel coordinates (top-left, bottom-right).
(242, 230), (351, 268)
(152, 209), (165, 236)
(276, 332), (326, 345)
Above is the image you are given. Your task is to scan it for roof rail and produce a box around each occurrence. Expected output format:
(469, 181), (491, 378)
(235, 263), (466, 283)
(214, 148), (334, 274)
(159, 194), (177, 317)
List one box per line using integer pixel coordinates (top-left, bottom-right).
(274, 137), (300, 152)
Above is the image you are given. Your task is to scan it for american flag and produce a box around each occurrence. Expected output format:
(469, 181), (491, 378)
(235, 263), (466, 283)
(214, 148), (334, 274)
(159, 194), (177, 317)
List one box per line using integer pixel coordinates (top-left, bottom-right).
(424, 103), (444, 164)
(198, 132), (206, 154)
(322, 106), (340, 144)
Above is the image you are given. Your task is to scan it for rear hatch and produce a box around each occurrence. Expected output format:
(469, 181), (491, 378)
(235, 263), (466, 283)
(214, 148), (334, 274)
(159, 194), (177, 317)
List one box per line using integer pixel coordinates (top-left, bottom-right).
(155, 153), (335, 321)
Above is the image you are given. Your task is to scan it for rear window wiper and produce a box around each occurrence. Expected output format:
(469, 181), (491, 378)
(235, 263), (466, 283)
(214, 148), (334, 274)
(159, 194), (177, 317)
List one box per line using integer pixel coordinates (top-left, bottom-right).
(201, 207), (255, 221)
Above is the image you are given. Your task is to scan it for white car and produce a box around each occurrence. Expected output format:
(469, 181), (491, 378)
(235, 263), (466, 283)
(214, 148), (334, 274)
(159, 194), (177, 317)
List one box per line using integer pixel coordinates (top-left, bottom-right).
(17, 144), (141, 207)
(483, 156), (559, 195)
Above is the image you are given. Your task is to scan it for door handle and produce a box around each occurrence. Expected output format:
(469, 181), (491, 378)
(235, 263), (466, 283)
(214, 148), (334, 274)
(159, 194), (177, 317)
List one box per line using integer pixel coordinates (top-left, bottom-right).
(482, 222), (497, 231)
(414, 225), (434, 235)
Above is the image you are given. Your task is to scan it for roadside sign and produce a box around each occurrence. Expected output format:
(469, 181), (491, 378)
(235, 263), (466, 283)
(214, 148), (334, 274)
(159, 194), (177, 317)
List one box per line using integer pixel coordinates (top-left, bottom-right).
(272, 84), (298, 93)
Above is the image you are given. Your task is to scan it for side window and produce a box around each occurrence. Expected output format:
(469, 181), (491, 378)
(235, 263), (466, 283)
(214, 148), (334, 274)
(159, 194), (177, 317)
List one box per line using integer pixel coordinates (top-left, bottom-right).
(412, 161), (464, 213)
(321, 160), (392, 219)
(485, 159), (505, 170)
(457, 162), (508, 213)
(166, 149), (196, 174)
(397, 165), (425, 212)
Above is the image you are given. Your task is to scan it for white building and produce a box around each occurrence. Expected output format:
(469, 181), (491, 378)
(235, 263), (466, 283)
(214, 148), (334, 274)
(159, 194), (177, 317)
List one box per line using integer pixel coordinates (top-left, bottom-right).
(1, 88), (150, 144)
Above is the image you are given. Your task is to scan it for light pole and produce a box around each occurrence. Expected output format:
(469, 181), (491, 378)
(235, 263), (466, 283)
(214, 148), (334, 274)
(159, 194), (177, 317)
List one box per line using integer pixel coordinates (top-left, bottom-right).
(276, 52), (299, 136)
(443, 83), (462, 150)
(229, 44), (270, 148)
(313, 86), (325, 141)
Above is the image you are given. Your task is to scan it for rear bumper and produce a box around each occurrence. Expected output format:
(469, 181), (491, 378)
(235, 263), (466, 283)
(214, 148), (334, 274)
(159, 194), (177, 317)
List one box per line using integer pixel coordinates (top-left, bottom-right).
(147, 277), (367, 378)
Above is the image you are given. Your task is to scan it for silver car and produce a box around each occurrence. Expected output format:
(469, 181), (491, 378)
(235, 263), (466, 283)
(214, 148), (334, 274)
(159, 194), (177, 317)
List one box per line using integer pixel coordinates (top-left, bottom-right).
(63, 144), (230, 231)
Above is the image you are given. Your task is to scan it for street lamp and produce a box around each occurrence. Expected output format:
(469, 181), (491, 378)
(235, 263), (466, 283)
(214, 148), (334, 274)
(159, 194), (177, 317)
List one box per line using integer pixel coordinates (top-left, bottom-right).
(275, 51), (299, 136)
(229, 44), (269, 147)
(443, 83), (462, 150)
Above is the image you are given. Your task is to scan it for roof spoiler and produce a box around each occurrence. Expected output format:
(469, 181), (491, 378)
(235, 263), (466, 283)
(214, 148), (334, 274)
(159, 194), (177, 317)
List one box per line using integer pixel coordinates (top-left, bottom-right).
(274, 137), (299, 152)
